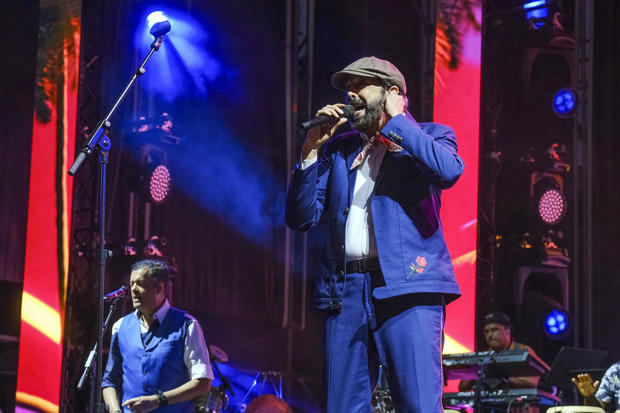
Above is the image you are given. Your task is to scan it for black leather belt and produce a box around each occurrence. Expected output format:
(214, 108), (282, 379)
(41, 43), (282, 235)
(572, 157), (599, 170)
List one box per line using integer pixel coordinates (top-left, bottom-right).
(346, 256), (381, 274)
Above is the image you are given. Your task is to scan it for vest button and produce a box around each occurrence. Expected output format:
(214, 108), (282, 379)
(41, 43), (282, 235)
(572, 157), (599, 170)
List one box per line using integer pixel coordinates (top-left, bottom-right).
(338, 270), (345, 282)
(343, 207), (349, 215)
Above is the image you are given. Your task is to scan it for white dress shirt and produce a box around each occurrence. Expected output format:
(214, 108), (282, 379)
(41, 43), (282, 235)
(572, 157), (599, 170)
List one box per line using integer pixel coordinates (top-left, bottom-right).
(300, 134), (387, 260)
(111, 299), (214, 380)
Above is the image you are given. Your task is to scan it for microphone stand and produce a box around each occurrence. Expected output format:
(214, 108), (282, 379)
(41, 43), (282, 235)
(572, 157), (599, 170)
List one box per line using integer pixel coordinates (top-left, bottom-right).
(68, 31), (168, 413)
(211, 360), (235, 397)
(77, 297), (123, 398)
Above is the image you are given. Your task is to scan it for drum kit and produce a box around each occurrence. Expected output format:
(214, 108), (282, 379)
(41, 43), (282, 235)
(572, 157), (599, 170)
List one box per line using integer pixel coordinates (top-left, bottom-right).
(371, 366), (395, 413)
(196, 353), (398, 413)
(195, 344), (293, 413)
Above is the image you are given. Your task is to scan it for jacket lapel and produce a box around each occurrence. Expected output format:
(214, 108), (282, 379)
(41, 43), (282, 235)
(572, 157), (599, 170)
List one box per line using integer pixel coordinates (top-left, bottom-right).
(375, 148), (403, 190)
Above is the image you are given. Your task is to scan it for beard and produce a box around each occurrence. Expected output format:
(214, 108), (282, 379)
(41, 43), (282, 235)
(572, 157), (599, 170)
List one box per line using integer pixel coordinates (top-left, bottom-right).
(348, 93), (384, 133)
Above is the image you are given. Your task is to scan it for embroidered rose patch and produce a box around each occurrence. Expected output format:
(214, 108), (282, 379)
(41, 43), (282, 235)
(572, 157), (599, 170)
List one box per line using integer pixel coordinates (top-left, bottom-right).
(408, 256), (428, 279)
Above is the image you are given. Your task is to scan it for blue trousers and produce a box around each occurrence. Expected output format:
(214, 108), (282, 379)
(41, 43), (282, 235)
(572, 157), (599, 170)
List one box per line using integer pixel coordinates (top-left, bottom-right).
(323, 271), (445, 413)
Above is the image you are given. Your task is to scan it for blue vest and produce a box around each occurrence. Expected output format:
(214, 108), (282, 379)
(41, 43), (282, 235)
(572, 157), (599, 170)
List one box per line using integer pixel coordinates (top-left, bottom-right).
(117, 307), (193, 413)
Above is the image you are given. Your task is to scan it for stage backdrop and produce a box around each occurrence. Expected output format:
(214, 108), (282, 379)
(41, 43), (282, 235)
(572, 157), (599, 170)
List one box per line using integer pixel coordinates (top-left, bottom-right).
(15, 0), (81, 412)
(434, 2), (481, 391)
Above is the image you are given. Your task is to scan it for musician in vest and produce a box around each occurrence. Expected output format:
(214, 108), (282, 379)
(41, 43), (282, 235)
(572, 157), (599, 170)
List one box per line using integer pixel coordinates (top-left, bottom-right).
(102, 260), (213, 413)
(286, 56), (464, 412)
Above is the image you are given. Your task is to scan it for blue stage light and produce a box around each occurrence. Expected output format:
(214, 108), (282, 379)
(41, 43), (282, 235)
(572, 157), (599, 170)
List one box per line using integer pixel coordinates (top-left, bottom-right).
(135, 8), (235, 101)
(524, 1), (548, 28)
(147, 11), (168, 29)
(544, 309), (571, 339)
(523, 0), (547, 9)
(553, 87), (578, 117)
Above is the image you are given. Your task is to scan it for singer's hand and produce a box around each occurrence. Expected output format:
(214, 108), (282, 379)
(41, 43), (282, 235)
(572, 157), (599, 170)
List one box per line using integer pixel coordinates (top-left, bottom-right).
(384, 90), (405, 119)
(301, 104), (348, 161)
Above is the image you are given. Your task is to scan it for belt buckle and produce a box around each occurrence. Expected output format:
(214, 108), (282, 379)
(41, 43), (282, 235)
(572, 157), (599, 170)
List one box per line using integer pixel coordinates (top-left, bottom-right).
(359, 259), (368, 273)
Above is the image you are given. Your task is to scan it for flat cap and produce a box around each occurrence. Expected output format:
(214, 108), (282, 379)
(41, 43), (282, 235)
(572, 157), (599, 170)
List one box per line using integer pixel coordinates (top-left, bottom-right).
(331, 56), (407, 94)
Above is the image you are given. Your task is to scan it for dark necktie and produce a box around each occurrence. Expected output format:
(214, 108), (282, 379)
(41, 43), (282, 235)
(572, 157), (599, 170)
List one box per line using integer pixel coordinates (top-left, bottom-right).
(141, 319), (160, 346)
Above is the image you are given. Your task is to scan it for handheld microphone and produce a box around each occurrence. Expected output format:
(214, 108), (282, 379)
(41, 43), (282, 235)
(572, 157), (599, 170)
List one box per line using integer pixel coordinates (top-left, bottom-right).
(103, 285), (129, 302)
(299, 104), (355, 130)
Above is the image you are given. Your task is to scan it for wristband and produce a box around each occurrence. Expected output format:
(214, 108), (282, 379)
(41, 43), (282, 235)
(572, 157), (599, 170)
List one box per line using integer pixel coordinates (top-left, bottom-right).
(157, 390), (168, 407)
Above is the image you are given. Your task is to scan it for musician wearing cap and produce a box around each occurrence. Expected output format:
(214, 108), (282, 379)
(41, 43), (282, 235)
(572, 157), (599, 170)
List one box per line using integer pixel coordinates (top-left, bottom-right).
(285, 56), (464, 412)
(459, 312), (540, 392)
(102, 259), (213, 412)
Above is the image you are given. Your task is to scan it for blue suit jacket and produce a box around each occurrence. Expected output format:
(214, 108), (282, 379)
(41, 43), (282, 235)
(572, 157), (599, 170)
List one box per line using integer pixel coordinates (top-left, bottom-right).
(285, 114), (465, 309)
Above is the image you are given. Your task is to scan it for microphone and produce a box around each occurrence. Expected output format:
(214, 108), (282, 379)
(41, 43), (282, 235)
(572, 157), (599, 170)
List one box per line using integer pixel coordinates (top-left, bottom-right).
(299, 104), (355, 130)
(150, 20), (171, 50)
(150, 20), (171, 37)
(103, 286), (129, 302)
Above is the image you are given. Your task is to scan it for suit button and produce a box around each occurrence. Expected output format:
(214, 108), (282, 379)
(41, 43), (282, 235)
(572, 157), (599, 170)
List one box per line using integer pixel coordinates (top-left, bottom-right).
(328, 299), (343, 313)
(338, 270), (345, 282)
(343, 207), (349, 215)
(341, 244), (345, 251)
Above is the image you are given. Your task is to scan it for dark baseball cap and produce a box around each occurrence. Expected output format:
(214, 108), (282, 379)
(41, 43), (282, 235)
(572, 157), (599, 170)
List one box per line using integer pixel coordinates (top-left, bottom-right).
(482, 311), (512, 328)
(331, 56), (407, 95)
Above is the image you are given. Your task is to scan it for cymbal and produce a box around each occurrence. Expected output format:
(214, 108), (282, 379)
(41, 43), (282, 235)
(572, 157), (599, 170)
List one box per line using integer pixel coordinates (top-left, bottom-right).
(208, 344), (229, 363)
(245, 394), (292, 413)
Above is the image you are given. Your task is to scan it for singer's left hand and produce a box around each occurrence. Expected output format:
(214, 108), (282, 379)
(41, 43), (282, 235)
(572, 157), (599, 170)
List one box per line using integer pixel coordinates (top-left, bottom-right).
(122, 395), (159, 412)
(384, 90), (405, 119)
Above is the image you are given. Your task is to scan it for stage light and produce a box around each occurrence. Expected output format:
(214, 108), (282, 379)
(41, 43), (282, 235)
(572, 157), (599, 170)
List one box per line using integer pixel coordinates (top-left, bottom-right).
(537, 187), (567, 225)
(530, 155), (568, 227)
(523, 1), (548, 28)
(553, 87), (578, 118)
(147, 11), (168, 29)
(146, 235), (167, 256)
(523, 0), (547, 9)
(149, 164), (172, 204)
(544, 309), (571, 339)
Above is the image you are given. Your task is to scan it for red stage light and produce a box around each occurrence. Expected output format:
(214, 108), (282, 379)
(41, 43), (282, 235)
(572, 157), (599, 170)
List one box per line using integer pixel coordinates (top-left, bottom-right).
(149, 164), (172, 203)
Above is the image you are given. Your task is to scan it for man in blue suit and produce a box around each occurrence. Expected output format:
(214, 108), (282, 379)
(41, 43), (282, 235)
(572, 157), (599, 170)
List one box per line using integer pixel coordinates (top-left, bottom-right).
(285, 56), (464, 412)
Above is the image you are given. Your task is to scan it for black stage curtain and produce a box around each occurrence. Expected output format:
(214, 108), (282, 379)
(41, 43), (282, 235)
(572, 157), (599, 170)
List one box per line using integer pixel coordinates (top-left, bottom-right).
(591, 0), (620, 362)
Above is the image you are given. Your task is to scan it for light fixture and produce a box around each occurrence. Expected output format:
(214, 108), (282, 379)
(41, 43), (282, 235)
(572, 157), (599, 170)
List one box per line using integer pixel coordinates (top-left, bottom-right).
(149, 164), (172, 204)
(537, 185), (567, 225)
(524, 1), (548, 29)
(552, 87), (578, 118)
(147, 11), (171, 36)
(544, 308), (572, 339)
